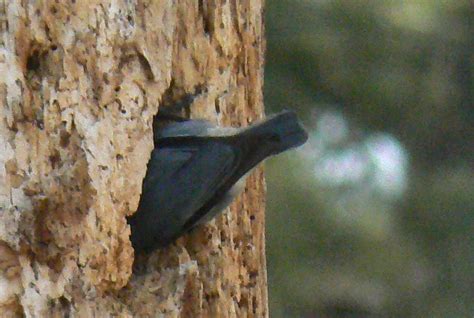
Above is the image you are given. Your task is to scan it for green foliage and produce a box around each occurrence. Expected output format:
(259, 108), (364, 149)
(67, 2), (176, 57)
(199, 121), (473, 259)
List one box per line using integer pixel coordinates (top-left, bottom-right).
(264, 1), (474, 317)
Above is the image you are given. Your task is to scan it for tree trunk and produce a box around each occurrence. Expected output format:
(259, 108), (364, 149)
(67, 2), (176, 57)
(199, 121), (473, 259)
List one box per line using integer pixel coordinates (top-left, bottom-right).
(0, 1), (267, 317)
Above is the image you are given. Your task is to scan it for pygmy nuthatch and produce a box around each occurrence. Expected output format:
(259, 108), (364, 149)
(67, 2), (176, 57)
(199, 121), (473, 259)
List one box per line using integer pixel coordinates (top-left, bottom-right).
(128, 110), (308, 253)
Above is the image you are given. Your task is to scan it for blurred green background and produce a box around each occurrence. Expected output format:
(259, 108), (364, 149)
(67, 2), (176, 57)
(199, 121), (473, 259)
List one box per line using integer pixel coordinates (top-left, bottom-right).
(263, 1), (473, 317)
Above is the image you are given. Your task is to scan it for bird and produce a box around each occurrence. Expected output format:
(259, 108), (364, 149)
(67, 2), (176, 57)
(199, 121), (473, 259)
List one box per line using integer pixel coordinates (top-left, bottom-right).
(127, 109), (308, 253)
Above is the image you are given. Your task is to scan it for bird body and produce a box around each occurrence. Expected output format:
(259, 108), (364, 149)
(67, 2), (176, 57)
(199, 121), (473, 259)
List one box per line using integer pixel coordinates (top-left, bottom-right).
(128, 110), (307, 253)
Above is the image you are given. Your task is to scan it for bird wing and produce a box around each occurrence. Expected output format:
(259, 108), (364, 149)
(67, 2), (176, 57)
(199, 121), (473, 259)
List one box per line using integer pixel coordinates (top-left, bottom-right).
(156, 120), (216, 138)
(129, 139), (237, 251)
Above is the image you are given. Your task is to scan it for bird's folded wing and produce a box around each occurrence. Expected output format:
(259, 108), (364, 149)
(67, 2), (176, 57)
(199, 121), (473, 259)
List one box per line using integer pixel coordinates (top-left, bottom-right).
(129, 140), (237, 249)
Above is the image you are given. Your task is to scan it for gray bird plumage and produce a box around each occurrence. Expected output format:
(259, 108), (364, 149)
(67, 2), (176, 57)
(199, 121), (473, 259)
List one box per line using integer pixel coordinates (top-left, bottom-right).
(128, 110), (308, 253)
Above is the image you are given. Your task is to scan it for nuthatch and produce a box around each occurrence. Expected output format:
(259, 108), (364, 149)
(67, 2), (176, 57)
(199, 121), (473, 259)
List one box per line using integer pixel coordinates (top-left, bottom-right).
(128, 106), (308, 253)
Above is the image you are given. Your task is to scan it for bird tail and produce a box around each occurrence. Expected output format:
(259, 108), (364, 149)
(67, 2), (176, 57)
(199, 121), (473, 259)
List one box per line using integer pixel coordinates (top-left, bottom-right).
(240, 110), (308, 155)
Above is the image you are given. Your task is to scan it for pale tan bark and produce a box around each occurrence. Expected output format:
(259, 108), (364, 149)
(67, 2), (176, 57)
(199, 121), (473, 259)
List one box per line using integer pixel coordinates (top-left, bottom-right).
(0, 1), (267, 316)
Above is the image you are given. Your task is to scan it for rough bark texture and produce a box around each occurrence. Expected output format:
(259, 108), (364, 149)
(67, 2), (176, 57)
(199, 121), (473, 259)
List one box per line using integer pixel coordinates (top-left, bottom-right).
(0, 1), (267, 317)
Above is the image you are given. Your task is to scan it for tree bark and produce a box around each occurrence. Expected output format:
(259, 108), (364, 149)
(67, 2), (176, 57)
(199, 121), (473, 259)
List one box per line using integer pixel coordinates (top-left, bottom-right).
(0, 1), (267, 317)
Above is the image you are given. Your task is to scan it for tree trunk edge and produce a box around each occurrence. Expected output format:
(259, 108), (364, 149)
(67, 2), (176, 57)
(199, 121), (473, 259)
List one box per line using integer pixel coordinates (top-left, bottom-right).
(0, 1), (268, 316)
